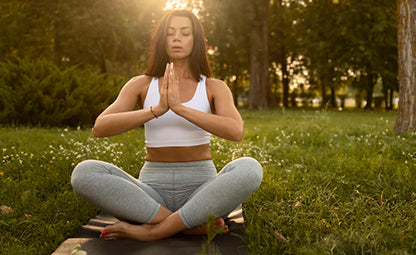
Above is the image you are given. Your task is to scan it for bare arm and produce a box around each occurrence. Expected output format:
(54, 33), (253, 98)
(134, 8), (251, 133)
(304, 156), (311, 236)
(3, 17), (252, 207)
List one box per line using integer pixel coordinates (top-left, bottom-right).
(92, 75), (156, 137)
(170, 78), (244, 141)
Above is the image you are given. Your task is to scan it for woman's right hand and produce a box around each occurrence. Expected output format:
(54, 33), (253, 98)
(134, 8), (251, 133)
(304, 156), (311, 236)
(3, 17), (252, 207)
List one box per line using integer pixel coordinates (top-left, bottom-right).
(153, 63), (170, 117)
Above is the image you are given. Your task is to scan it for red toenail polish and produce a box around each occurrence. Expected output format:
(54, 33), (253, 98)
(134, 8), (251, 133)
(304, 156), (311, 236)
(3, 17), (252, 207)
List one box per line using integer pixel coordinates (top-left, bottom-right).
(100, 229), (109, 239)
(217, 220), (223, 226)
(224, 226), (229, 232)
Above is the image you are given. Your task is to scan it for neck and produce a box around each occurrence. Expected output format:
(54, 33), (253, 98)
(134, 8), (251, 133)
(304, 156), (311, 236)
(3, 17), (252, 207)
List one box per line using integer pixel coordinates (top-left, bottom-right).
(171, 59), (193, 81)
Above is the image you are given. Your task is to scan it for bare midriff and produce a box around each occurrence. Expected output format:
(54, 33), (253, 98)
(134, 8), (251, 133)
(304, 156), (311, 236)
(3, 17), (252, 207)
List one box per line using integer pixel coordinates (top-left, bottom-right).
(145, 143), (212, 162)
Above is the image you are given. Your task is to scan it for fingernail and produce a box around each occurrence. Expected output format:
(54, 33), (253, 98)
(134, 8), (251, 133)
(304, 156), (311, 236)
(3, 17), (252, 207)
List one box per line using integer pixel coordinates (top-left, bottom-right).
(224, 225), (229, 232)
(217, 219), (223, 226)
(170, 62), (174, 69)
(100, 229), (108, 239)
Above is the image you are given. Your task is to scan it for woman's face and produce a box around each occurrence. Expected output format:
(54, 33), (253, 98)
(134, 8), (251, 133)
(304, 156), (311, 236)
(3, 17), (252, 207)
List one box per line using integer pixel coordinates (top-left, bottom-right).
(165, 16), (194, 60)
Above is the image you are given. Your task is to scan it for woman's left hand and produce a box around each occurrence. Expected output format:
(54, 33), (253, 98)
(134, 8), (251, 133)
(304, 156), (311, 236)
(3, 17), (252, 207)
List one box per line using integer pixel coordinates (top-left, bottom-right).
(167, 63), (182, 112)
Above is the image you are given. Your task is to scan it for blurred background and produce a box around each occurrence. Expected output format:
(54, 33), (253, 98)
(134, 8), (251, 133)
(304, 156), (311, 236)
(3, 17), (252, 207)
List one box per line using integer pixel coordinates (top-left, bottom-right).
(0, 0), (398, 126)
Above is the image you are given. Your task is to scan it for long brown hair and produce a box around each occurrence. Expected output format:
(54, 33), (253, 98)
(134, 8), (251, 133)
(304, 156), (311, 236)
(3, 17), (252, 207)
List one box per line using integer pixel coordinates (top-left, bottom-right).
(144, 10), (211, 81)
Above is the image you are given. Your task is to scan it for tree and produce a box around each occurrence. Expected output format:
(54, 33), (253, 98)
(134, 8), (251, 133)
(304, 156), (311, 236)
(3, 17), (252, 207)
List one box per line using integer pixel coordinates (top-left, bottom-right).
(248, 0), (276, 109)
(199, 1), (250, 106)
(299, 0), (347, 108)
(203, 0), (275, 109)
(0, 0), (56, 61)
(344, 0), (397, 110)
(52, 0), (164, 75)
(394, 0), (416, 134)
(269, 0), (302, 108)
(0, 0), (400, 111)
(0, 0), (165, 76)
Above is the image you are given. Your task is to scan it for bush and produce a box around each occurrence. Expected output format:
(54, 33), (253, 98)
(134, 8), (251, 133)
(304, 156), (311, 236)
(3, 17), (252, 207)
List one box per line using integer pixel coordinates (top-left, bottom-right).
(0, 57), (126, 127)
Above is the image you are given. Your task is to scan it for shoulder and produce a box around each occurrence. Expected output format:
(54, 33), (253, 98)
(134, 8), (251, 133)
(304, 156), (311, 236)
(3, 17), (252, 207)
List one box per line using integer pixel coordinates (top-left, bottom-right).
(205, 78), (234, 108)
(122, 75), (153, 95)
(206, 77), (232, 96)
(206, 78), (230, 92)
(125, 75), (152, 88)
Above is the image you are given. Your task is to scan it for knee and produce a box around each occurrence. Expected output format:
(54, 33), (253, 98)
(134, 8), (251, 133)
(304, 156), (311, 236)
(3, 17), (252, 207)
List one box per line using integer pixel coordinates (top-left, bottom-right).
(236, 157), (263, 190)
(71, 160), (96, 192)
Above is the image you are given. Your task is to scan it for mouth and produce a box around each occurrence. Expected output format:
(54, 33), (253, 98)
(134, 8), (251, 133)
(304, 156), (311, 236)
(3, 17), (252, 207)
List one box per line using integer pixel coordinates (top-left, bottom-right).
(172, 46), (182, 51)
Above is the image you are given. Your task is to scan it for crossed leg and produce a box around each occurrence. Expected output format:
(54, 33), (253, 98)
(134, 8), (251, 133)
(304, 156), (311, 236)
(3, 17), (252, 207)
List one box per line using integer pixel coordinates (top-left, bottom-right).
(71, 160), (229, 241)
(100, 208), (227, 241)
(97, 157), (262, 241)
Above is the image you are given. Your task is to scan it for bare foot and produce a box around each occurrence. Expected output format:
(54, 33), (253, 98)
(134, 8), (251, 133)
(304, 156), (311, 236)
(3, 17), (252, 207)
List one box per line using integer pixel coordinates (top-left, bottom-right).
(182, 218), (228, 235)
(99, 217), (228, 241)
(100, 221), (156, 241)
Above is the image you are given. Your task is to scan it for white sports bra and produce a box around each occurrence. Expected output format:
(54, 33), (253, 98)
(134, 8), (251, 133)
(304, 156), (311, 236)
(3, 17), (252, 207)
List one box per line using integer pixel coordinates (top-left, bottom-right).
(143, 75), (212, 148)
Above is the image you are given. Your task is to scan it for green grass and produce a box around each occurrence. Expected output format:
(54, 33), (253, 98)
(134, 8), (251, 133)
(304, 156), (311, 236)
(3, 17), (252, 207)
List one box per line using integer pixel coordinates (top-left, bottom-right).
(1, 109), (416, 254)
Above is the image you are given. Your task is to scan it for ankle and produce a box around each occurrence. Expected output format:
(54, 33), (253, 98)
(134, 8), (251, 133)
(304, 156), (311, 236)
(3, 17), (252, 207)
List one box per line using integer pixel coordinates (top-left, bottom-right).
(151, 206), (173, 224)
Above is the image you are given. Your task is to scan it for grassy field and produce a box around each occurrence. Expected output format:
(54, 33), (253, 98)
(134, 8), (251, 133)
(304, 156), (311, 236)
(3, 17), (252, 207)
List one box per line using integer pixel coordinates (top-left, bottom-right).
(1, 109), (415, 254)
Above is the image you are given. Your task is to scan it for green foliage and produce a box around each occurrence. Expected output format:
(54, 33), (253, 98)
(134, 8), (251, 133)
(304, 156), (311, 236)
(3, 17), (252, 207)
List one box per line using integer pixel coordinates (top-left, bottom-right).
(197, 214), (225, 255)
(244, 110), (416, 254)
(0, 0), (165, 76)
(0, 57), (125, 127)
(297, 0), (397, 108)
(0, 126), (146, 254)
(0, 0), (399, 109)
(1, 110), (415, 254)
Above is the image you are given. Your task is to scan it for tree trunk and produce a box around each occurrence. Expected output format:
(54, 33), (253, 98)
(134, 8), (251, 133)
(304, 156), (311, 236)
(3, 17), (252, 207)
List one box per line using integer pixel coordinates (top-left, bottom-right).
(383, 86), (389, 110)
(364, 72), (375, 110)
(232, 76), (239, 107)
(389, 89), (394, 110)
(330, 86), (337, 108)
(320, 76), (328, 108)
(364, 87), (374, 110)
(383, 87), (394, 110)
(282, 62), (290, 108)
(248, 0), (275, 109)
(394, 0), (416, 134)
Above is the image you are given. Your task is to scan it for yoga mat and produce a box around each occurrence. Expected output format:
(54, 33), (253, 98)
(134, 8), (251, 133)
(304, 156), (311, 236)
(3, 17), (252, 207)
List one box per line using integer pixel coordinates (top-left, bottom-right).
(52, 205), (249, 255)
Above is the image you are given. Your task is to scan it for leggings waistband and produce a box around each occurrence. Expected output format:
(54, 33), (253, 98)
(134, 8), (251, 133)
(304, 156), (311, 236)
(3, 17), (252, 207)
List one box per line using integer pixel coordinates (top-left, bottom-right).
(142, 160), (215, 169)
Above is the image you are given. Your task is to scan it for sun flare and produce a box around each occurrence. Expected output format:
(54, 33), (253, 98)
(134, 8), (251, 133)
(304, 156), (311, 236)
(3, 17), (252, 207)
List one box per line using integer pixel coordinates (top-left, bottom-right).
(164, 0), (188, 10)
(164, 0), (202, 16)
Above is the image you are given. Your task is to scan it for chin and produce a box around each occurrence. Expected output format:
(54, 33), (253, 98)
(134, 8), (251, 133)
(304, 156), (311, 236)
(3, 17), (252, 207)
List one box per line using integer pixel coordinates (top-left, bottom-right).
(169, 55), (190, 61)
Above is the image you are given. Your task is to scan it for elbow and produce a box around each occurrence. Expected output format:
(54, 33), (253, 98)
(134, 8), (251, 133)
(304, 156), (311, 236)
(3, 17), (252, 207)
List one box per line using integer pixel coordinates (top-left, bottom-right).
(92, 117), (109, 137)
(230, 127), (244, 142)
(92, 126), (101, 137)
(92, 124), (105, 137)
(235, 131), (244, 142)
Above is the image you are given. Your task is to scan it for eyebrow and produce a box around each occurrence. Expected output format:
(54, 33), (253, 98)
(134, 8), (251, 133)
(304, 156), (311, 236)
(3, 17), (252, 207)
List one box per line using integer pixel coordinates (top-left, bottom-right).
(168, 26), (192, 30)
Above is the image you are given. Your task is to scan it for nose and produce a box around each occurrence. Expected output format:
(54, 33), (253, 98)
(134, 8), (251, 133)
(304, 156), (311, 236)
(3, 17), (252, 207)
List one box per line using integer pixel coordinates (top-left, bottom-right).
(173, 31), (181, 41)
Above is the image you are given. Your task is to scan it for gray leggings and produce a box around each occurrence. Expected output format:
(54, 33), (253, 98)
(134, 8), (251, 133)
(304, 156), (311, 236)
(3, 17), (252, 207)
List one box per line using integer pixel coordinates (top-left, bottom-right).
(71, 157), (262, 228)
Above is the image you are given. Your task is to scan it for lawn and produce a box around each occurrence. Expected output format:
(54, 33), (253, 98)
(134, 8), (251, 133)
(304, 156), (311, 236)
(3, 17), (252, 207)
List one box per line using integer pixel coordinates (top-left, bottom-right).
(1, 109), (415, 254)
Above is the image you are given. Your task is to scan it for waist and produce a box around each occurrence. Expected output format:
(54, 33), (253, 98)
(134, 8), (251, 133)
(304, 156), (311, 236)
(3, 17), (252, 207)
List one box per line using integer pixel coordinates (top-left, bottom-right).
(145, 144), (212, 162)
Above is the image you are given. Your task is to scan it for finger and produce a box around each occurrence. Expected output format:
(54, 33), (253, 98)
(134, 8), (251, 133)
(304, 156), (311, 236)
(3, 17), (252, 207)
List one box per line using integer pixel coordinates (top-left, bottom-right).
(164, 62), (170, 76)
(100, 229), (114, 240)
(162, 63), (170, 92)
(100, 229), (109, 238)
(169, 63), (176, 82)
(164, 62), (170, 80)
(101, 233), (119, 240)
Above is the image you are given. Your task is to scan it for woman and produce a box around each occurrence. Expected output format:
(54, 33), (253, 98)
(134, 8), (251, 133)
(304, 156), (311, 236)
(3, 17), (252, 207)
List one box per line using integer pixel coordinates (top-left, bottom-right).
(71, 9), (262, 241)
